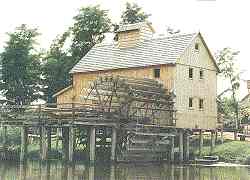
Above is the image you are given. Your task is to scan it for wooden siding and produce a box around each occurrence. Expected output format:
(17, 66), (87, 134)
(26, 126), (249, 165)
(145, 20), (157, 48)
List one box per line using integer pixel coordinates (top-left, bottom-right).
(57, 86), (74, 106)
(117, 30), (140, 48)
(72, 65), (175, 103)
(175, 34), (217, 129)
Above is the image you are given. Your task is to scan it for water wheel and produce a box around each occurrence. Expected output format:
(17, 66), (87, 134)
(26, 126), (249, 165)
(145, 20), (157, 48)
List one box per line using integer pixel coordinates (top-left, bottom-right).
(83, 75), (176, 126)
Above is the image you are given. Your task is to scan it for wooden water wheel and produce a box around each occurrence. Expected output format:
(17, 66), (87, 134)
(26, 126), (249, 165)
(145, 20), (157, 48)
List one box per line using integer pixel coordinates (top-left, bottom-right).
(83, 75), (176, 126)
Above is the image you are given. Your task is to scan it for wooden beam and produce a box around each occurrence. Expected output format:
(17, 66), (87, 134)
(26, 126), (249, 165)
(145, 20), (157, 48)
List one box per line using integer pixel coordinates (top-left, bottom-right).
(62, 127), (69, 161)
(111, 127), (117, 161)
(199, 130), (203, 157)
(184, 133), (190, 161)
(89, 127), (96, 162)
(41, 126), (48, 160)
(179, 130), (184, 162)
(210, 131), (215, 154)
(170, 136), (175, 162)
(2, 126), (7, 159)
(20, 126), (28, 162)
(69, 127), (74, 162)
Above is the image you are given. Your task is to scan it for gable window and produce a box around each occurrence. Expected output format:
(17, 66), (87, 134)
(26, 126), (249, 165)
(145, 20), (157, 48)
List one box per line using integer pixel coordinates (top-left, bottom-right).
(199, 99), (204, 109)
(189, 98), (193, 108)
(189, 68), (193, 79)
(199, 69), (204, 79)
(154, 68), (160, 78)
(195, 43), (199, 51)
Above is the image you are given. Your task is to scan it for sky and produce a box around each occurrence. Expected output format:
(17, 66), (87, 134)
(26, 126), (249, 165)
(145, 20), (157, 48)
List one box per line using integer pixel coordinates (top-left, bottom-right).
(0, 0), (249, 98)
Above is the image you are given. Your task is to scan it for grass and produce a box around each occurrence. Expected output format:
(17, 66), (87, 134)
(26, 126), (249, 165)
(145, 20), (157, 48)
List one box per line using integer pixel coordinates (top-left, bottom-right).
(194, 140), (250, 164)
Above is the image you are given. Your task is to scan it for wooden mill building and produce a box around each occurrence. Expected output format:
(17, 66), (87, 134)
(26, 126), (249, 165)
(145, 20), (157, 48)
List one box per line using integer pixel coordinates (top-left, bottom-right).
(54, 22), (219, 130)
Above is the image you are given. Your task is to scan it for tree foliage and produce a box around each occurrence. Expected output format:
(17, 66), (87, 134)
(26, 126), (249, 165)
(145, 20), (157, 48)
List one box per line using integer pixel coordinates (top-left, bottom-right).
(0, 24), (41, 105)
(70, 5), (111, 61)
(42, 31), (73, 103)
(121, 2), (151, 24)
(216, 48), (241, 129)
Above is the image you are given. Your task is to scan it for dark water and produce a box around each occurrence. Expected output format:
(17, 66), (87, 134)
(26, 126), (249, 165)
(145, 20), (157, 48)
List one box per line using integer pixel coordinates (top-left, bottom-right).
(0, 161), (250, 180)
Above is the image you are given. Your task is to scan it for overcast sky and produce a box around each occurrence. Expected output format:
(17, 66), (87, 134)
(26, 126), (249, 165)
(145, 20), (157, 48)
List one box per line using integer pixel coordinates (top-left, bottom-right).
(0, 0), (249, 98)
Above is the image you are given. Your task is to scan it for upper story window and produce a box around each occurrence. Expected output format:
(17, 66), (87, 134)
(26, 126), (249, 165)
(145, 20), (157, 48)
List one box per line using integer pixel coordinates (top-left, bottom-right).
(189, 68), (193, 79)
(195, 43), (199, 51)
(199, 69), (204, 79)
(154, 68), (160, 78)
(199, 99), (204, 109)
(189, 98), (193, 108)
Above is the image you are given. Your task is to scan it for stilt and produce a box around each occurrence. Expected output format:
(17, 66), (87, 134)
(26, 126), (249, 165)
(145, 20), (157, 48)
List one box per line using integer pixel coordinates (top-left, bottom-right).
(47, 127), (51, 152)
(170, 136), (175, 162)
(89, 127), (96, 162)
(69, 126), (74, 162)
(184, 133), (190, 161)
(39, 127), (42, 157)
(210, 131), (215, 154)
(179, 130), (184, 162)
(41, 126), (48, 160)
(19, 162), (27, 180)
(220, 129), (224, 144)
(199, 130), (203, 157)
(2, 126), (7, 159)
(20, 126), (28, 162)
(62, 127), (69, 161)
(111, 127), (117, 161)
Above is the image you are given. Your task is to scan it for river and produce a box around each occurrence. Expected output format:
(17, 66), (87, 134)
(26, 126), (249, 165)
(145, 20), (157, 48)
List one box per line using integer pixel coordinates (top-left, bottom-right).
(0, 161), (250, 180)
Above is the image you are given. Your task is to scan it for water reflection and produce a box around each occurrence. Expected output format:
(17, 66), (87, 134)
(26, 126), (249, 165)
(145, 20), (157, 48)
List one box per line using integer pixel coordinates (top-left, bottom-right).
(0, 161), (250, 180)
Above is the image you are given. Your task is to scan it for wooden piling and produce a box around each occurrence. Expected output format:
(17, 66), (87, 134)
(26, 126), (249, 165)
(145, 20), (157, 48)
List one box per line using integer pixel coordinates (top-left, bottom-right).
(41, 126), (48, 160)
(111, 127), (117, 161)
(2, 126), (7, 159)
(199, 130), (203, 157)
(170, 136), (175, 162)
(179, 130), (184, 162)
(47, 127), (51, 152)
(184, 133), (190, 161)
(210, 131), (215, 154)
(89, 127), (96, 162)
(62, 127), (69, 161)
(69, 126), (74, 162)
(20, 126), (28, 162)
(220, 129), (224, 144)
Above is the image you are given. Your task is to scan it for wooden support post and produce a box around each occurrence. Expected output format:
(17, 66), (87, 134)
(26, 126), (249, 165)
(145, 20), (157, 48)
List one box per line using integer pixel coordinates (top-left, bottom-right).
(184, 133), (190, 161)
(47, 127), (51, 153)
(69, 126), (74, 162)
(170, 136), (175, 162)
(221, 129), (224, 144)
(199, 130), (203, 157)
(39, 127), (42, 157)
(19, 162), (27, 180)
(179, 130), (184, 162)
(41, 126), (48, 160)
(89, 127), (96, 162)
(3, 126), (7, 159)
(20, 126), (28, 162)
(111, 127), (117, 161)
(62, 127), (69, 161)
(210, 131), (215, 154)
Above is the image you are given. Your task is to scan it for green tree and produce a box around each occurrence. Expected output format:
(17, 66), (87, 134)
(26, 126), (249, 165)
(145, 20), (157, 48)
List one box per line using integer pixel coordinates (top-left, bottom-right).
(42, 31), (73, 103)
(42, 5), (111, 102)
(216, 48), (241, 130)
(0, 24), (41, 105)
(70, 5), (111, 62)
(121, 2), (151, 24)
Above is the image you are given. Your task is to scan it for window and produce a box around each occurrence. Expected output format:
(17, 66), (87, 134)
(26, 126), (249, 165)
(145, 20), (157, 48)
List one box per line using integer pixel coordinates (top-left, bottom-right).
(154, 68), (160, 78)
(199, 99), (204, 109)
(189, 68), (193, 79)
(195, 43), (199, 51)
(199, 69), (204, 79)
(189, 98), (193, 108)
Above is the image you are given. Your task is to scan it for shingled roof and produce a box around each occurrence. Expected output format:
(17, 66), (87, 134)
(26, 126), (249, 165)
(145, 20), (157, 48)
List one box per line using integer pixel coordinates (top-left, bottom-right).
(70, 33), (197, 74)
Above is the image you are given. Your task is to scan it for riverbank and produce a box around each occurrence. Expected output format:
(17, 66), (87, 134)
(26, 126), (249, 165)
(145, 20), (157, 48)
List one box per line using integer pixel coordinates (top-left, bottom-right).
(196, 140), (250, 165)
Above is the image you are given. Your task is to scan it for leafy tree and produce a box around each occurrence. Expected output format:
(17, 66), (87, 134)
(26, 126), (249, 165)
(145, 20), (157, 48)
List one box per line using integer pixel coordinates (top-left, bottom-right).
(216, 48), (241, 130)
(42, 31), (73, 103)
(121, 2), (151, 24)
(0, 24), (41, 105)
(70, 5), (111, 62)
(42, 6), (111, 102)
